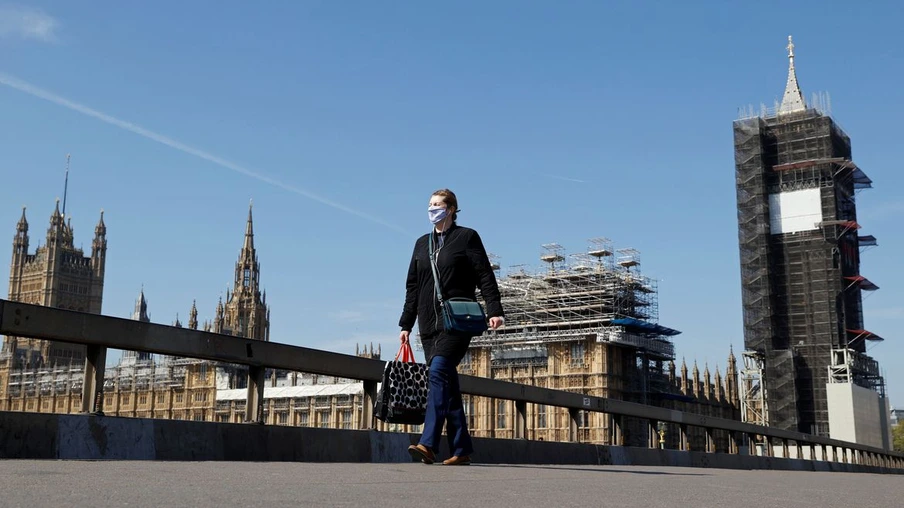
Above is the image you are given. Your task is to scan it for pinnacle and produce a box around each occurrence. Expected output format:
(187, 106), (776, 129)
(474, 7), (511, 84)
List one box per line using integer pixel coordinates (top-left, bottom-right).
(243, 203), (255, 251)
(17, 206), (28, 230)
(778, 34), (806, 114)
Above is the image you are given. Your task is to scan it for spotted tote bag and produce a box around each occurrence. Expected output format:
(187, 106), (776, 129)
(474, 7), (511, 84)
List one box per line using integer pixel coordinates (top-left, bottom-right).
(374, 342), (429, 425)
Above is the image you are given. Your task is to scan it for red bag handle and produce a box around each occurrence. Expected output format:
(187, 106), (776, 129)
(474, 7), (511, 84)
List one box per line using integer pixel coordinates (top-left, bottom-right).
(395, 342), (415, 363)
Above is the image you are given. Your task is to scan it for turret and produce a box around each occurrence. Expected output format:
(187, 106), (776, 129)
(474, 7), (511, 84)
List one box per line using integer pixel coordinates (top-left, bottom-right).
(10, 207), (29, 304)
(692, 361), (701, 398)
(214, 297), (225, 333)
(91, 209), (107, 278)
(13, 206), (28, 260)
(132, 287), (150, 323)
(726, 346), (740, 407)
(680, 358), (688, 395)
(62, 216), (74, 248)
(188, 300), (199, 330)
(266, 308), (271, 341)
(46, 199), (64, 249)
(714, 366), (725, 403)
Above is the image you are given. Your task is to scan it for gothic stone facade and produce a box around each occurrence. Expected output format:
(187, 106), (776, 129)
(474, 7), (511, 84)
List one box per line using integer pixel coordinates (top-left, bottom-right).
(459, 341), (741, 450)
(1, 202), (106, 366)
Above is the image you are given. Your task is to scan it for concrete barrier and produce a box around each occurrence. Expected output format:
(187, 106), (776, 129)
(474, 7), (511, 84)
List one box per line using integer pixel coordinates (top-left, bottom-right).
(0, 411), (900, 474)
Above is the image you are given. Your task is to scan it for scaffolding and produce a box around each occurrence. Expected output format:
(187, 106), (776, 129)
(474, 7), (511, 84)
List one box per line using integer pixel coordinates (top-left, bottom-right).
(1, 356), (214, 398)
(473, 237), (676, 361)
(739, 351), (767, 426)
(827, 347), (885, 394)
(733, 102), (883, 436)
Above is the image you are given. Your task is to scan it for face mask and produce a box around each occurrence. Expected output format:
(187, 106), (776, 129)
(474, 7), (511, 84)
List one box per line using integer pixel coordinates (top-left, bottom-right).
(428, 205), (447, 224)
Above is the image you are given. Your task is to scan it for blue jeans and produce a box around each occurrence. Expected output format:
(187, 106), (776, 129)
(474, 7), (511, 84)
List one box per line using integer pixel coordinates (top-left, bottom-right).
(418, 355), (473, 457)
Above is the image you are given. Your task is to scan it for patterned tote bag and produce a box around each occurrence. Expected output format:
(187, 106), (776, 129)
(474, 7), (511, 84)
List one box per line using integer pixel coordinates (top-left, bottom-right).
(374, 342), (429, 425)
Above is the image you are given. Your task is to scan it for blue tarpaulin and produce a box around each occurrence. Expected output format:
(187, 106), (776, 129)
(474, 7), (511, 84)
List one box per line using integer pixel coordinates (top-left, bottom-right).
(610, 317), (681, 337)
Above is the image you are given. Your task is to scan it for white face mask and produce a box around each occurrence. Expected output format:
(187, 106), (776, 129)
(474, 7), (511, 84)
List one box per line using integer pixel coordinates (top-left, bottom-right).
(428, 205), (447, 224)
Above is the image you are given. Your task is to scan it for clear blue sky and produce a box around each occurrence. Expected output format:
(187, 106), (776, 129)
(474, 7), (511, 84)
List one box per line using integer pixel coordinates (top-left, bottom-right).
(2, 1), (902, 403)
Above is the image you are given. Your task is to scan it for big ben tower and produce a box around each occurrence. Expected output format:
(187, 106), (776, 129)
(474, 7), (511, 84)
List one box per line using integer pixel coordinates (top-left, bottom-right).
(733, 37), (886, 443)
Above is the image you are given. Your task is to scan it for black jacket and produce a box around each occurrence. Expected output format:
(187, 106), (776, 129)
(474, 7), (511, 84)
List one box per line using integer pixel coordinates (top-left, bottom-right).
(399, 224), (504, 338)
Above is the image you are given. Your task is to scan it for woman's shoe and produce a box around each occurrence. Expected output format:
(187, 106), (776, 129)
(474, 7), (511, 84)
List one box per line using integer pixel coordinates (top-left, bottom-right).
(442, 455), (471, 465)
(407, 444), (435, 464)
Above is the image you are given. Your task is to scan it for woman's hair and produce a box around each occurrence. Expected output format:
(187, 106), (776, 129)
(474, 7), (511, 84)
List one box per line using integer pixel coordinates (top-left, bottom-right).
(432, 188), (458, 221)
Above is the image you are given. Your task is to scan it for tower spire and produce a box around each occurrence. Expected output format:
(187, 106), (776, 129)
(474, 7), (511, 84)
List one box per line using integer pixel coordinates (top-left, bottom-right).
(778, 35), (806, 114)
(188, 300), (199, 330)
(133, 286), (149, 322)
(244, 199), (254, 251)
(17, 206), (28, 232)
(13, 206), (29, 259)
(234, 201), (260, 294)
(95, 209), (106, 235)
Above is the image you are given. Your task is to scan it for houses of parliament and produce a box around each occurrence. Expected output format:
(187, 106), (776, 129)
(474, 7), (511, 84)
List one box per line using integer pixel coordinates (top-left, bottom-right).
(0, 195), (741, 448)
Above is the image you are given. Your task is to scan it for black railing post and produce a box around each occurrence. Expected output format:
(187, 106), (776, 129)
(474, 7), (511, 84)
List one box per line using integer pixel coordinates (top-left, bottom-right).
(611, 414), (624, 446)
(514, 400), (527, 440)
(568, 408), (580, 443)
(245, 366), (265, 424)
(361, 380), (378, 430)
(80, 344), (106, 415)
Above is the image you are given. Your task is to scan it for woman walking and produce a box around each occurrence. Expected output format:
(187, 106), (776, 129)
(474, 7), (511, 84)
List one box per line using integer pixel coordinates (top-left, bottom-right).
(398, 188), (504, 465)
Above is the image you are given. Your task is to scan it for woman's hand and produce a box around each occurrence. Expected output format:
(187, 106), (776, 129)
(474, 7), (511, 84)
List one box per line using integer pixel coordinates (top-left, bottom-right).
(400, 330), (410, 344)
(489, 316), (504, 330)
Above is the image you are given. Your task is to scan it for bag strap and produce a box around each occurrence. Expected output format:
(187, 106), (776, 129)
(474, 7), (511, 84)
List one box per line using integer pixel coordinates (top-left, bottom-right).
(395, 342), (415, 363)
(428, 232), (445, 306)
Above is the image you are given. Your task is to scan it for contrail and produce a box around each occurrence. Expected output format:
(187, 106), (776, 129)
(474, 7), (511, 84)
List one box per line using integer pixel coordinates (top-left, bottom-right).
(0, 72), (409, 235)
(538, 172), (586, 184)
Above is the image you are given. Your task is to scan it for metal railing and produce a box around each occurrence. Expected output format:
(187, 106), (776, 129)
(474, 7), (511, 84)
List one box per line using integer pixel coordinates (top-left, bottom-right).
(1, 299), (902, 470)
